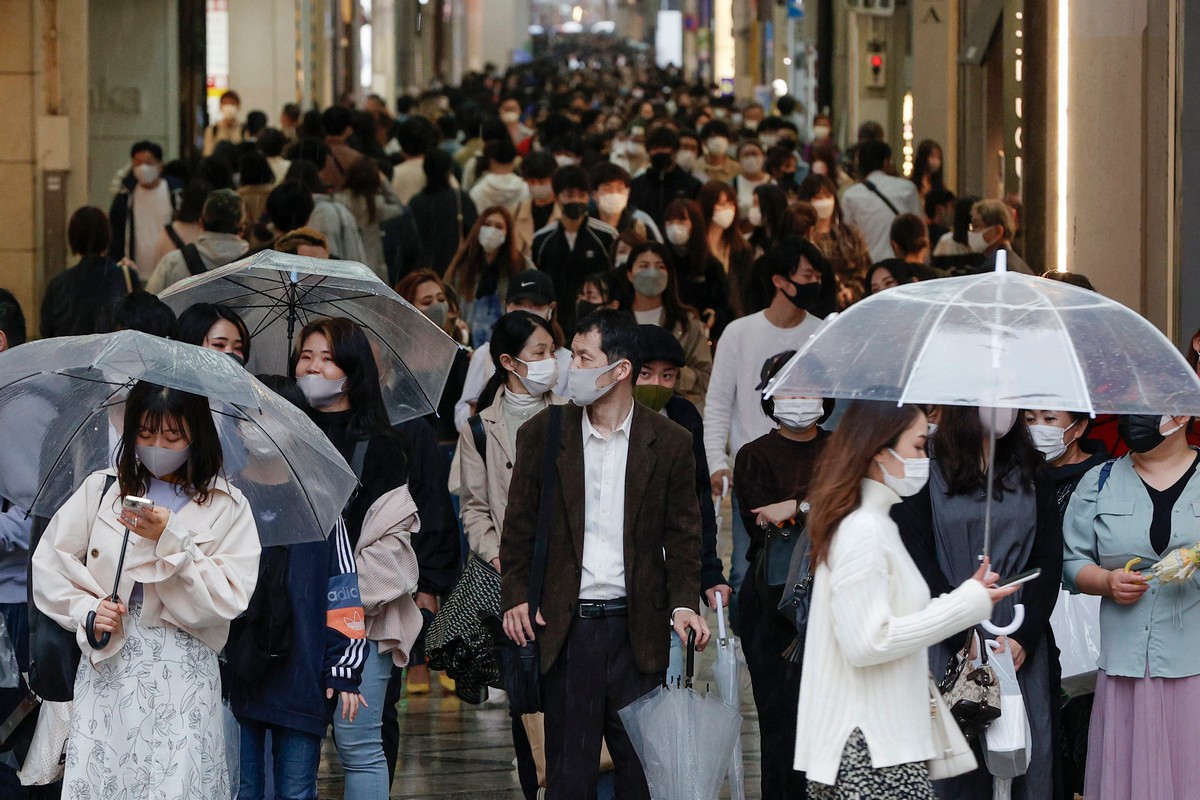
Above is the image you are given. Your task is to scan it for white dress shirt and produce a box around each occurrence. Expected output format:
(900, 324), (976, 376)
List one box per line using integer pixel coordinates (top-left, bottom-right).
(578, 402), (635, 600)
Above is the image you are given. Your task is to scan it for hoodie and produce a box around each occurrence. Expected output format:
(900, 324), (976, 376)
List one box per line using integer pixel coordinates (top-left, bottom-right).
(468, 172), (530, 215)
(144, 231), (251, 293)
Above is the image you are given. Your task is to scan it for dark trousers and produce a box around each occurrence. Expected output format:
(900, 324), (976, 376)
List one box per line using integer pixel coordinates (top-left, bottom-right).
(543, 615), (661, 800)
(740, 566), (808, 799)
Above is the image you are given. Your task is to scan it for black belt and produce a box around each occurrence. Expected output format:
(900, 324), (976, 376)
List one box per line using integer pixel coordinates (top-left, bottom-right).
(577, 598), (628, 618)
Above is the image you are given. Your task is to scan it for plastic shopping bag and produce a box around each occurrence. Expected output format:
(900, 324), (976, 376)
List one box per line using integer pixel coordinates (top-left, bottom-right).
(1049, 589), (1101, 694)
(981, 639), (1030, 781)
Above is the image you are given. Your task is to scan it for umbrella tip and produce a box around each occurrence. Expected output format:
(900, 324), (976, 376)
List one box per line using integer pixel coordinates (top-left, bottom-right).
(994, 249), (1008, 273)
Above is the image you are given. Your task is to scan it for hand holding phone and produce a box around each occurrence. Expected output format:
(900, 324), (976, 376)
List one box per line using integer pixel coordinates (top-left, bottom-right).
(121, 495), (154, 513)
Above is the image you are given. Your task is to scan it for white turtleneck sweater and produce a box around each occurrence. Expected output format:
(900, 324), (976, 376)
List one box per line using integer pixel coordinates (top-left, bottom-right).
(794, 478), (992, 785)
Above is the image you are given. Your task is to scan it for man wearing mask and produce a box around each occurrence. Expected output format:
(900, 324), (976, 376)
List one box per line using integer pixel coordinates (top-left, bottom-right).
(203, 90), (247, 155)
(501, 309), (710, 800)
(693, 119), (740, 184)
(703, 238), (833, 632)
(531, 166), (618, 335)
(629, 126), (702, 233)
(109, 140), (183, 281)
(839, 140), (923, 262)
(970, 199), (1032, 274)
(591, 163), (662, 243)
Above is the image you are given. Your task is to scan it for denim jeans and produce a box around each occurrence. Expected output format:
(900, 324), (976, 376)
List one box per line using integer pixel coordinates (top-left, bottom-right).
(727, 493), (751, 633)
(238, 720), (322, 800)
(333, 640), (392, 799)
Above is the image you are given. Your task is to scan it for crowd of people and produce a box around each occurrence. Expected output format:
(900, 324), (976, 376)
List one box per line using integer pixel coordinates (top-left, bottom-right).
(0, 52), (1194, 800)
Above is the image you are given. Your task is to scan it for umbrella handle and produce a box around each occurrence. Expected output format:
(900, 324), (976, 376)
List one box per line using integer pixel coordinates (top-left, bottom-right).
(715, 591), (728, 642)
(84, 607), (110, 649)
(685, 629), (695, 686)
(980, 603), (1025, 637)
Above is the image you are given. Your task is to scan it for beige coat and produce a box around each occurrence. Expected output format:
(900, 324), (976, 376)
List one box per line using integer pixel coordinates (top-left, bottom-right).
(459, 389), (567, 564)
(514, 200), (560, 258)
(31, 470), (261, 665)
(673, 316), (713, 415)
(354, 484), (422, 667)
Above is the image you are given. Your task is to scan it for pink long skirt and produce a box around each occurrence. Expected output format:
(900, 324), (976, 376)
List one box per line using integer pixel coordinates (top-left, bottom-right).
(1085, 669), (1200, 800)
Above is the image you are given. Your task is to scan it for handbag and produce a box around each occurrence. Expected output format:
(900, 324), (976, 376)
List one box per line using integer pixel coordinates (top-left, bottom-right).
(927, 677), (978, 780)
(771, 510), (815, 663)
(427, 552), (502, 702)
(16, 700), (70, 786)
(755, 510), (807, 612)
(482, 404), (563, 716)
(938, 629), (1001, 739)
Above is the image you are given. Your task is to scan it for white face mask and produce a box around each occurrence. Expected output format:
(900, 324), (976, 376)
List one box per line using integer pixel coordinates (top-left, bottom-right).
(812, 197), (836, 219)
(706, 137), (730, 157)
(813, 125), (831, 139)
(810, 161), (829, 176)
(297, 374), (348, 410)
(625, 143), (647, 159)
(567, 361), (623, 406)
(773, 398), (823, 432)
(666, 223), (690, 246)
(133, 163), (161, 186)
(760, 134), (778, 149)
(748, 207), (763, 228)
(514, 356), (558, 395)
(675, 150), (697, 171)
(968, 228), (992, 254)
(221, 104), (239, 122)
(978, 406), (1017, 438)
(528, 183), (554, 202)
(597, 191), (628, 217)
(1029, 422), (1078, 462)
(555, 154), (577, 168)
(614, 251), (630, 267)
(135, 444), (191, 479)
(927, 422), (938, 436)
(740, 155), (764, 174)
(500, 110), (521, 124)
(880, 449), (930, 497)
(711, 207), (736, 230)
(478, 225), (506, 253)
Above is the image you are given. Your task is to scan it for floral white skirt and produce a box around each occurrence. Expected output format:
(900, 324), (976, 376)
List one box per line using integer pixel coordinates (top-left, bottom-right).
(64, 602), (230, 800)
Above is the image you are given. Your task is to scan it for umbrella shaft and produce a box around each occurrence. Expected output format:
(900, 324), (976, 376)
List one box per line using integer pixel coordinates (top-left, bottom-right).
(110, 529), (132, 602)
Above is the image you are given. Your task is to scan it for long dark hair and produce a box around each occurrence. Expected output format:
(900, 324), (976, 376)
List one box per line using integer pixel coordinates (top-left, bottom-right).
(292, 317), (392, 440)
(624, 240), (697, 334)
(797, 174), (845, 228)
(697, 181), (749, 256)
(477, 311), (558, 413)
(343, 158), (383, 223)
(116, 382), (224, 505)
(807, 400), (922, 567)
(750, 183), (790, 250)
(911, 139), (945, 194)
(663, 198), (711, 278)
(933, 405), (1042, 498)
(177, 303), (252, 364)
(444, 205), (524, 302)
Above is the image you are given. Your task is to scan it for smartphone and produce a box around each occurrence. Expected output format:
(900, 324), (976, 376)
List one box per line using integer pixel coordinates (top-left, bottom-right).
(121, 495), (154, 513)
(999, 568), (1042, 588)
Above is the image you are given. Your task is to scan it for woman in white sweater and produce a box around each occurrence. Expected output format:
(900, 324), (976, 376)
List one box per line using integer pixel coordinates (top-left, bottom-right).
(794, 400), (1017, 797)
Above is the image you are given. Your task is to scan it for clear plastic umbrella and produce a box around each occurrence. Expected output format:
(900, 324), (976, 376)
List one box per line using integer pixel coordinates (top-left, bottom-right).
(711, 593), (745, 800)
(619, 632), (742, 800)
(157, 250), (459, 424)
(0, 330), (356, 546)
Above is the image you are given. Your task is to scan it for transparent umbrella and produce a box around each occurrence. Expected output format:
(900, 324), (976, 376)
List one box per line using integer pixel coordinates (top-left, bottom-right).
(618, 632), (742, 800)
(0, 331), (357, 546)
(157, 250), (460, 424)
(711, 594), (745, 800)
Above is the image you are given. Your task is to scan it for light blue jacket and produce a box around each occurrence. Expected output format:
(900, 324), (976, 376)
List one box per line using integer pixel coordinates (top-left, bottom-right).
(1062, 453), (1200, 679)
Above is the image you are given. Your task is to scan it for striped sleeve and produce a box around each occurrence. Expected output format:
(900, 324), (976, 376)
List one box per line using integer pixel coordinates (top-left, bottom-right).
(325, 517), (367, 691)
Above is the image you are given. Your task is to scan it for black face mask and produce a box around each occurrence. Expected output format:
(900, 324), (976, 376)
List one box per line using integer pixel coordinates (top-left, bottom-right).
(779, 171), (797, 186)
(576, 300), (601, 321)
(1119, 414), (1171, 453)
(562, 202), (588, 221)
(650, 152), (674, 172)
(785, 279), (822, 313)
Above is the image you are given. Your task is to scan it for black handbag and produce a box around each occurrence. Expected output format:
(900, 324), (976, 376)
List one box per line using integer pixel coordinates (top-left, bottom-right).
(483, 404), (562, 716)
(427, 552), (501, 703)
(771, 514), (816, 663)
(754, 512), (807, 612)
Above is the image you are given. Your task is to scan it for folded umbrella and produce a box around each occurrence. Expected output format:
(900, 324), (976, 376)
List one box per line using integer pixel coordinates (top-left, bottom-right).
(157, 250), (460, 424)
(711, 593), (746, 800)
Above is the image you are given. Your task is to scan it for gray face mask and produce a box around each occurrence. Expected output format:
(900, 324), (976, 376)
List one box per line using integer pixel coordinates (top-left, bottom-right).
(136, 444), (190, 479)
(422, 301), (449, 329)
(631, 268), (668, 298)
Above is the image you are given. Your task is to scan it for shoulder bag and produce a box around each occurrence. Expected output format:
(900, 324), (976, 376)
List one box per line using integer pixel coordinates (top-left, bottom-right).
(938, 629), (1001, 739)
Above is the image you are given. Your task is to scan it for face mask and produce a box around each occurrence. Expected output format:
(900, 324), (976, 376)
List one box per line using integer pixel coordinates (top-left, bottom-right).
(135, 444), (191, 479)
(478, 225), (506, 253)
(133, 163), (161, 186)
(500, 110), (521, 124)
(881, 449), (930, 497)
(625, 143), (646, 159)
(1029, 422), (1077, 462)
(773, 398), (824, 432)
(978, 406), (1017, 437)
(812, 197), (836, 219)
(631, 267), (668, 298)
(610, 139), (627, 157)
(597, 192), (628, 217)
(633, 383), (673, 412)
(927, 422), (938, 436)
(221, 104), (239, 122)
(675, 151), (697, 171)
(968, 228), (992, 254)
(421, 300), (448, 328)
(1120, 414), (1183, 453)
(785, 279), (822, 313)
(740, 155), (764, 174)
(614, 251), (629, 267)
(779, 171), (797, 187)
(810, 161), (829, 176)
(529, 183), (554, 202)
(813, 125), (831, 139)
(778, 138), (798, 152)
(514, 357), (558, 395)
(561, 202), (588, 221)
(760, 134), (778, 149)
(748, 207), (763, 228)
(575, 300), (601, 322)
(744, 118), (759, 131)
(927, 158), (942, 173)
(666, 223), (690, 246)
(706, 137), (729, 157)
(297, 374), (348, 410)
(650, 152), (674, 172)
(555, 154), (577, 168)
(568, 361), (623, 406)
(711, 208), (735, 230)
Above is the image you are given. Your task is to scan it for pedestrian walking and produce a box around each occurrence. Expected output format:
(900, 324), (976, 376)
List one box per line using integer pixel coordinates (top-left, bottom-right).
(109, 140), (183, 280)
(336, 158), (405, 281)
(661, 198), (732, 338)
(40, 206), (138, 338)
(409, 148), (478, 276)
(444, 205), (532, 347)
(145, 189), (250, 293)
(797, 174), (872, 308)
(839, 140), (923, 263)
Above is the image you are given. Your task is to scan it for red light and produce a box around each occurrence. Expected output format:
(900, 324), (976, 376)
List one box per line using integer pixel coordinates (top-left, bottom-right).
(871, 55), (883, 68)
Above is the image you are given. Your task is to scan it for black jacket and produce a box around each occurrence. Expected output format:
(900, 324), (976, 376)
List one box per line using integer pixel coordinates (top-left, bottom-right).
(108, 172), (184, 264)
(629, 166), (703, 232)
(531, 218), (618, 334)
(409, 186), (479, 276)
(664, 396), (726, 596)
(40, 257), (140, 338)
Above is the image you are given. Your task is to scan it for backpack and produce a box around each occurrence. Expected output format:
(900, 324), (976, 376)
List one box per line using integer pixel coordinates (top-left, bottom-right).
(223, 546), (292, 685)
